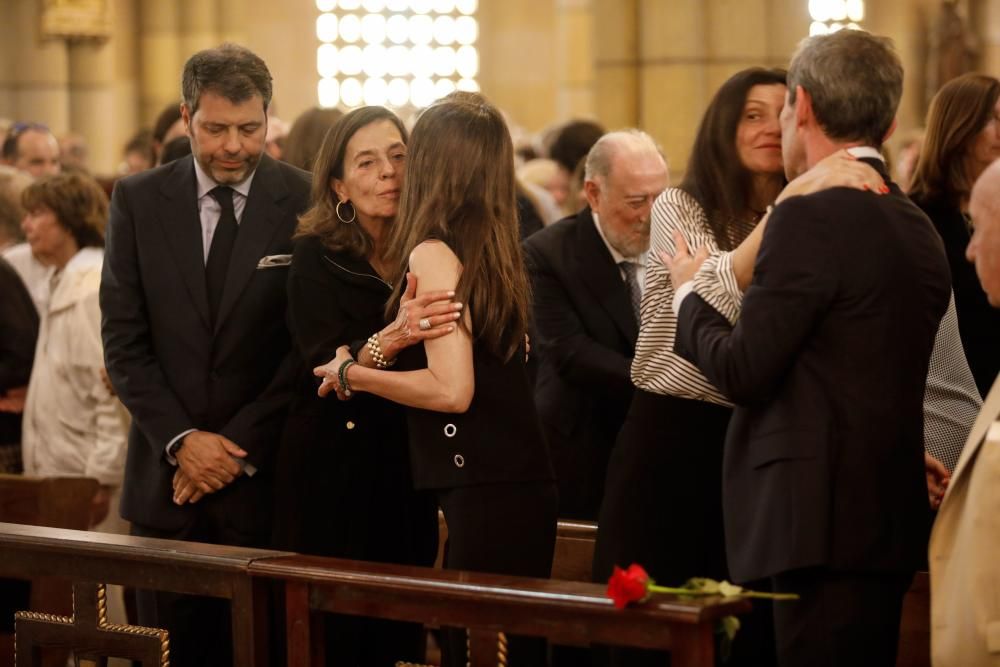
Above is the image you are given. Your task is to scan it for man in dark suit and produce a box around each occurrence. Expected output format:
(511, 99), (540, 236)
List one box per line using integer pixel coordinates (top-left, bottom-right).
(100, 44), (310, 667)
(524, 130), (668, 520)
(668, 31), (951, 666)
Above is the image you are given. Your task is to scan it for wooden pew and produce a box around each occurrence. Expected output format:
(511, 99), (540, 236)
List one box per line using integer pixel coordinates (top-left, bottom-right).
(0, 475), (100, 667)
(254, 554), (750, 667)
(0, 522), (290, 667)
(438, 513), (599, 581)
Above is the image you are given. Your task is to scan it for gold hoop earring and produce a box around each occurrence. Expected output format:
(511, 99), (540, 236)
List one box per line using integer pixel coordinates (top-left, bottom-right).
(336, 200), (356, 224)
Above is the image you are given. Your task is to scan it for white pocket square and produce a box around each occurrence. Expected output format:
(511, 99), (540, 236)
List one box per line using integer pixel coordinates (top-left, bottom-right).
(257, 254), (292, 269)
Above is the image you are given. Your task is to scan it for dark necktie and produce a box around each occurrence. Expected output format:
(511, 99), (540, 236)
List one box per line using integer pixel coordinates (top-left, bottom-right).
(620, 260), (641, 322)
(206, 186), (238, 324)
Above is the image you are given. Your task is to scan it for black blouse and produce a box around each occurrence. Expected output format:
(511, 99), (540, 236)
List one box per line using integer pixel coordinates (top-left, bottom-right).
(914, 194), (1000, 398)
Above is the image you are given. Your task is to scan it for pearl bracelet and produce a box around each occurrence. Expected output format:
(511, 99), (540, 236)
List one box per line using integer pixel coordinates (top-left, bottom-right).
(367, 333), (396, 369)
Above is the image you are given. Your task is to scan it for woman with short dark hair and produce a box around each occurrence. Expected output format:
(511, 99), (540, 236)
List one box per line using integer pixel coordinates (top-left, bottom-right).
(910, 73), (1000, 397)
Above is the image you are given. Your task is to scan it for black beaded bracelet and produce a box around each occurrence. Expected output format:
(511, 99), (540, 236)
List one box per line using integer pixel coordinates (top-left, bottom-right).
(338, 359), (356, 394)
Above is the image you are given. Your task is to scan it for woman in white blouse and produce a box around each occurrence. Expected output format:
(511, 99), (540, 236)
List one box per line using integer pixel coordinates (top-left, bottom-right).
(20, 172), (129, 532)
(593, 68), (882, 666)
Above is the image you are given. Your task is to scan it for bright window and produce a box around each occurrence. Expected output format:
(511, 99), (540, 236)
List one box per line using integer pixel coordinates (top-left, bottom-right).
(808, 0), (864, 36)
(316, 0), (479, 109)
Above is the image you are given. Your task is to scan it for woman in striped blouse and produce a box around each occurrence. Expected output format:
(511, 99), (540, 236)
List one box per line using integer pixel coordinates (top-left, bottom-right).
(593, 67), (883, 666)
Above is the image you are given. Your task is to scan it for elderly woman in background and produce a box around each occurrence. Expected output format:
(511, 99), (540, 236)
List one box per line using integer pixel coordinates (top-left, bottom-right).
(18, 171), (130, 643)
(909, 73), (1000, 398)
(273, 106), (455, 667)
(20, 172), (127, 530)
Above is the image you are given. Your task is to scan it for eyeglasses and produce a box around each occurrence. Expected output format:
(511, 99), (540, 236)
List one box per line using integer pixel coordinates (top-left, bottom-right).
(2, 122), (51, 159)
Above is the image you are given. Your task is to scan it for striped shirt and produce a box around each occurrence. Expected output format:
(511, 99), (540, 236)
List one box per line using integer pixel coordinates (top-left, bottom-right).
(630, 187), (755, 406)
(634, 187), (980, 471)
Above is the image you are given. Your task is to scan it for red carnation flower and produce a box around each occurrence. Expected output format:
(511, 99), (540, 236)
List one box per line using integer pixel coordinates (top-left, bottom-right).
(606, 563), (652, 609)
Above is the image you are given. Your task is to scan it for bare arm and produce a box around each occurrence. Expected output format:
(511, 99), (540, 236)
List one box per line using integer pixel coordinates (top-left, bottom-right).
(315, 241), (475, 413)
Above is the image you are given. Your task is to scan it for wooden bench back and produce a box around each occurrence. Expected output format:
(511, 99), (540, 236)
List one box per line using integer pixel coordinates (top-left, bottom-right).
(0, 474), (98, 529)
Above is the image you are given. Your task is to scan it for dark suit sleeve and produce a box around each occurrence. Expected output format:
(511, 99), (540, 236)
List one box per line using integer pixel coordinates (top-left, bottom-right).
(674, 198), (837, 405)
(217, 174), (312, 467)
(101, 181), (195, 451)
(523, 240), (632, 393)
(0, 262), (38, 391)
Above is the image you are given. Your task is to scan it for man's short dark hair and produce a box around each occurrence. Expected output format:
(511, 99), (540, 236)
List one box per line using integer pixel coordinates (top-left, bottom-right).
(787, 30), (902, 148)
(181, 43), (273, 116)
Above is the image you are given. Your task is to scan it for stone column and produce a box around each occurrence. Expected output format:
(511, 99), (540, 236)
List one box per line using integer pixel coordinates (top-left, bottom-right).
(179, 0), (219, 61)
(109, 0), (141, 173)
(554, 0), (595, 120)
(10, 0), (70, 132)
(476, 0), (559, 133)
(637, 0), (806, 174)
(217, 0), (249, 46)
(139, 0), (181, 125)
(68, 40), (117, 174)
(592, 0), (639, 129)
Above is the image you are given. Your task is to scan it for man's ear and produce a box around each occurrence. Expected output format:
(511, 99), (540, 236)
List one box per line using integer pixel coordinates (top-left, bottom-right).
(882, 118), (898, 144)
(795, 85), (812, 129)
(583, 179), (601, 212)
(180, 103), (193, 137)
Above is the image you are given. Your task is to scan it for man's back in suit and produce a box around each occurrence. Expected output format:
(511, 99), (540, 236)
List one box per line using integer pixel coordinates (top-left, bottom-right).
(667, 29), (951, 667)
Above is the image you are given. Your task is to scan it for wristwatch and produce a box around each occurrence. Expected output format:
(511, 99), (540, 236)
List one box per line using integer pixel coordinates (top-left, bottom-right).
(167, 439), (185, 458)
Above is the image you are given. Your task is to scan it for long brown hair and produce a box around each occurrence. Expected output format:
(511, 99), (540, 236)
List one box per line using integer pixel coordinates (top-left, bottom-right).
(909, 73), (1000, 205)
(384, 98), (529, 361)
(296, 106), (407, 259)
(680, 67), (787, 250)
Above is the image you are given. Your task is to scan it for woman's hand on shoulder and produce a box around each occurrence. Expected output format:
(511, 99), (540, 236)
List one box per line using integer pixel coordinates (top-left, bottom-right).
(381, 272), (462, 358)
(776, 149), (888, 204)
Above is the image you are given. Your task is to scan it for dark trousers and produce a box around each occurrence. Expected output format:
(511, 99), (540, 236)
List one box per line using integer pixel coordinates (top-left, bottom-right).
(593, 390), (775, 667)
(770, 568), (913, 667)
(437, 480), (558, 667)
(131, 515), (268, 667)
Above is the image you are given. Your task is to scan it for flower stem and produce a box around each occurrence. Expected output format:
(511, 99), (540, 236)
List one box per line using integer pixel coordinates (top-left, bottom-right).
(647, 584), (799, 601)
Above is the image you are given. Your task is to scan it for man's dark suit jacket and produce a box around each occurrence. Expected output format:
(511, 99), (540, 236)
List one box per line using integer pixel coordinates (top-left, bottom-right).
(675, 167), (951, 583)
(101, 154), (311, 537)
(523, 207), (637, 520)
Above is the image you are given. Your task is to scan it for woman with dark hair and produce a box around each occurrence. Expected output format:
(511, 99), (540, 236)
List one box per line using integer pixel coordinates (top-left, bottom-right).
(283, 106), (345, 172)
(593, 67), (882, 666)
(316, 98), (557, 667)
(909, 73), (1000, 397)
(273, 106), (456, 666)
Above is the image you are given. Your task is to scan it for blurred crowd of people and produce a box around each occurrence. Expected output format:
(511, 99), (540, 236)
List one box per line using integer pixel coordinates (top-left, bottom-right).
(1, 28), (1000, 667)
